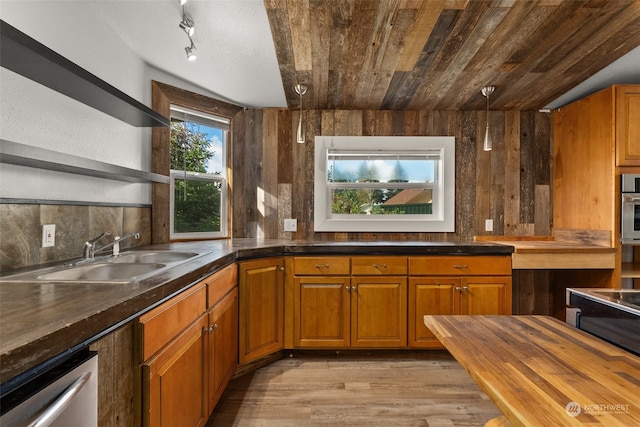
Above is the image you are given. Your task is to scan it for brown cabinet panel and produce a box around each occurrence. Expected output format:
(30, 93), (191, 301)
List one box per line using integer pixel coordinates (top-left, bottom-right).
(350, 276), (407, 347)
(461, 277), (512, 315)
(408, 256), (511, 276)
(294, 277), (351, 347)
(408, 278), (459, 348)
(617, 85), (640, 166)
(138, 283), (206, 361)
(142, 315), (208, 427)
(207, 287), (238, 414)
(206, 264), (238, 309)
(294, 256), (350, 275)
(351, 256), (407, 275)
(239, 258), (284, 364)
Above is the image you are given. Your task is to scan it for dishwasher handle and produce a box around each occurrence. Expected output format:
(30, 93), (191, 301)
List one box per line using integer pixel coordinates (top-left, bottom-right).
(26, 371), (92, 427)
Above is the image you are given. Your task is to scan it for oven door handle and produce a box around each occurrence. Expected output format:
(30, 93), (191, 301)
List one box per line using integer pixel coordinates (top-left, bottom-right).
(25, 371), (92, 427)
(623, 195), (640, 202)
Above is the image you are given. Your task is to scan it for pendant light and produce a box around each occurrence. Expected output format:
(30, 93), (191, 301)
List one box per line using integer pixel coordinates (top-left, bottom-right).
(481, 86), (495, 151)
(294, 84), (308, 144)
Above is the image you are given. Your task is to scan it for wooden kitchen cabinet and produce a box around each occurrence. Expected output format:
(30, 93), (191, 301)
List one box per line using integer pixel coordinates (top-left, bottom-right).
(294, 275), (351, 347)
(408, 278), (458, 348)
(350, 275), (407, 347)
(238, 257), (284, 364)
(138, 264), (239, 427)
(205, 264), (238, 414)
(408, 256), (512, 348)
(616, 85), (640, 166)
(142, 315), (208, 427)
(291, 256), (407, 348)
(138, 282), (208, 427)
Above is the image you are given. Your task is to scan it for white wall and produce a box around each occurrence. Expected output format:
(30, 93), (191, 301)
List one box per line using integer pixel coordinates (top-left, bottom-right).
(0, 1), (152, 204)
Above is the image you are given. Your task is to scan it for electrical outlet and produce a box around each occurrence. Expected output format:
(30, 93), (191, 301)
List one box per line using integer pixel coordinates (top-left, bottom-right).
(284, 218), (297, 232)
(485, 219), (493, 232)
(42, 224), (56, 247)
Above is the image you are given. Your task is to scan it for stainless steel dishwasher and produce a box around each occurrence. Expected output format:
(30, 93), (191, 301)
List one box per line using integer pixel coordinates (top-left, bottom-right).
(0, 350), (98, 427)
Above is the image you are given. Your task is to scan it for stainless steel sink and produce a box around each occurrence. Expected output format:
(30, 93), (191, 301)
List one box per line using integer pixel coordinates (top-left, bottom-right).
(36, 263), (166, 282)
(0, 250), (208, 283)
(109, 251), (199, 264)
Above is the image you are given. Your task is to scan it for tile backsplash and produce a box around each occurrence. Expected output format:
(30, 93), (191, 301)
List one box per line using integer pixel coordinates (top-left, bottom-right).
(0, 204), (151, 272)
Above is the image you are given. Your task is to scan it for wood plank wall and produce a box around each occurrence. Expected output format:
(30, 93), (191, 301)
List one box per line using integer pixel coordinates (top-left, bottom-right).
(232, 109), (551, 241)
(232, 108), (553, 315)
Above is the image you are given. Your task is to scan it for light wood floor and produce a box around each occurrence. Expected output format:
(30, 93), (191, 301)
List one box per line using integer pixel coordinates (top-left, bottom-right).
(207, 352), (502, 426)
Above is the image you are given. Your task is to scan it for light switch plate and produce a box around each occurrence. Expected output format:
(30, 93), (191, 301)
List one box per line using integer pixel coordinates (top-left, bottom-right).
(284, 218), (297, 232)
(485, 219), (493, 232)
(42, 224), (56, 247)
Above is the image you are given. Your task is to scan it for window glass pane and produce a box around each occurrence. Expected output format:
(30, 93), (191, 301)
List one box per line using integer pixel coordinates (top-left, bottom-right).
(328, 152), (436, 183)
(315, 136), (455, 232)
(171, 118), (225, 175)
(330, 188), (433, 215)
(173, 179), (222, 233)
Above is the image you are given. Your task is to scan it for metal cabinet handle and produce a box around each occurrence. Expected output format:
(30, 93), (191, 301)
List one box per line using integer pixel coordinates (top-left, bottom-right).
(455, 287), (462, 292)
(27, 371), (92, 427)
(462, 286), (469, 292)
(212, 323), (218, 331)
(280, 266), (285, 271)
(345, 285), (351, 291)
(453, 264), (468, 270)
(315, 264), (330, 269)
(372, 264), (387, 270)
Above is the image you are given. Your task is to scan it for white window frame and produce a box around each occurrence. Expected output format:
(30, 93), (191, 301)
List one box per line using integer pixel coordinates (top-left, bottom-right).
(170, 105), (229, 240)
(314, 136), (455, 232)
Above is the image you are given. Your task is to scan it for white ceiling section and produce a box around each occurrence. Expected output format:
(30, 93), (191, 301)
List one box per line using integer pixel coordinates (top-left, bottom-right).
(93, 0), (287, 109)
(1, 0), (639, 110)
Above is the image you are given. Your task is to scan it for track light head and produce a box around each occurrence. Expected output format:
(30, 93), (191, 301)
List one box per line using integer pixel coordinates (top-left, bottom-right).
(179, 0), (188, 5)
(185, 39), (197, 61)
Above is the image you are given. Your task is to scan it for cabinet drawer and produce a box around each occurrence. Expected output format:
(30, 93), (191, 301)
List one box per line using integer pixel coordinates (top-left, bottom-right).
(409, 256), (511, 276)
(294, 257), (350, 275)
(206, 264), (238, 309)
(351, 256), (407, 275)
(138, 282), (207, 361)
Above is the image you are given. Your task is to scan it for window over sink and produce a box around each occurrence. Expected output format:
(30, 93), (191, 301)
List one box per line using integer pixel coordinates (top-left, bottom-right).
(314, 136), (455, 232)
(170, 105), (229, 239)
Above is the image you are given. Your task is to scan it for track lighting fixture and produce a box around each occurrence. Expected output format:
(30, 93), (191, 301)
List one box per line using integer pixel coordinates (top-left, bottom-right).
(294, 84), (308, 144)
(178, 1), (196, 61)
(481, 86), (495, 151)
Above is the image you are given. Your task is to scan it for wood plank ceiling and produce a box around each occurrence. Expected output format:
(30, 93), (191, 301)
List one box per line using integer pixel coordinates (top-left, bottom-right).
(265, 0), (640, 111)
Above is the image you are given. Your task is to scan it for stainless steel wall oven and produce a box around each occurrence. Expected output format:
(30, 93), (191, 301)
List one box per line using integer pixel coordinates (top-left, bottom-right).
(621, 174), (640, 243)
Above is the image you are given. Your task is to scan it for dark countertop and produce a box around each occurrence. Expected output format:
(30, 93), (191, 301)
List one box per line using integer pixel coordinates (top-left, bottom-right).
(0, 239), (513, 385)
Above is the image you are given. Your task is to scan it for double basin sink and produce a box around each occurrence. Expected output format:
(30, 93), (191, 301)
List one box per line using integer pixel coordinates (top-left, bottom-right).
(0, 250), (207, 283)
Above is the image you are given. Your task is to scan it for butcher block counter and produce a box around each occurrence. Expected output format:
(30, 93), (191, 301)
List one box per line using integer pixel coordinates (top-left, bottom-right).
(424, 315), (640, 426)
(476, 230), (616, 269)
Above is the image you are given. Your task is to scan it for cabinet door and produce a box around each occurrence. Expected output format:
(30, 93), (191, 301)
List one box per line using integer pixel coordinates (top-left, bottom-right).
(617, 85), (640, 166)
(408, 278), (459, 348)
(461, 276), (512, 315)
(350, 276), (407, 348)
(294, 276), (350, 347)
(207, 287), (238, 414)
(142, 315), (208, 427)
(239, 258), (284, 364)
